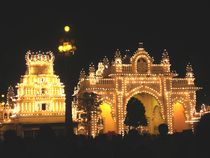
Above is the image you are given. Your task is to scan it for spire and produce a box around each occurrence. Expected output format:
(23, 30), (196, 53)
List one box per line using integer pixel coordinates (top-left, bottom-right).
(103, 56), (109, 67)
(186, 62), (193, 72)
(186, 63), (194, 78)
(138, 42), (144, 51)
(89, 63), (95, 72)
(125, 49), (130, 54)
(79, 68), (86, 80)
(161, 49), (170, 64)
(89, 63), (96, 85)
(114, 49), (122, 65)
(114, 49), (121, 58)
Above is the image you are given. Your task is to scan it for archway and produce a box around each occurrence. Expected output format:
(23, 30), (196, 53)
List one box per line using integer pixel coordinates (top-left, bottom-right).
(100, 102), (116, 133)
(172, 101), (189, 132)
(126, 92), (164, 134)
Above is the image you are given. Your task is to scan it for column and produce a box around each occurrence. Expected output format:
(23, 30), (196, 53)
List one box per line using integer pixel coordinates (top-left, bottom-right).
(117, 94), (124, 135)
(91, 110), (98, 137)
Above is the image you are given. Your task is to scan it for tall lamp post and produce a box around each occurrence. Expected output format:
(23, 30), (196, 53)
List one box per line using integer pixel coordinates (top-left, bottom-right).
(58, 25), (76, 136)
(58, 26), (76, 54)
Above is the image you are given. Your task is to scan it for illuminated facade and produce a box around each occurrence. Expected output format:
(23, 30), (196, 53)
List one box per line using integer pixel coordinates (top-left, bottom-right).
(15, 51), (65, 123)
(0, 51), (65, 137)
(72, 44), (200, 136)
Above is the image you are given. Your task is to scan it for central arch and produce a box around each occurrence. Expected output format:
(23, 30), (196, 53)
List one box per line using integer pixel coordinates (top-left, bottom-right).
(125, 92), (164, 134)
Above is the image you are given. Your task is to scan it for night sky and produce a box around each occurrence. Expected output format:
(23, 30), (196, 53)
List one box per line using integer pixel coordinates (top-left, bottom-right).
(0, 1), (209, 106)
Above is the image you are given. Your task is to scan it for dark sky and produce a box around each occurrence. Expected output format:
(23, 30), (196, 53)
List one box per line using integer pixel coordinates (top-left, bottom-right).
(0, 1), (209, 105)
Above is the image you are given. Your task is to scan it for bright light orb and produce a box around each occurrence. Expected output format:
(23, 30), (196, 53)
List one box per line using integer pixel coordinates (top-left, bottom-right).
(58, 45), (63, 52)
(64, 26), (70, 32)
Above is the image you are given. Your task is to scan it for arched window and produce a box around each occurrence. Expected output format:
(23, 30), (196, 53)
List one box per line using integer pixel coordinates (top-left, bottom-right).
(4, 113), (8, 119)
(137, 58), (148, 73)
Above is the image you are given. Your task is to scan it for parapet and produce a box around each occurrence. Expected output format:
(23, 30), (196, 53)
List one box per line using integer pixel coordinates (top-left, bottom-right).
(25, 51), (55, 65)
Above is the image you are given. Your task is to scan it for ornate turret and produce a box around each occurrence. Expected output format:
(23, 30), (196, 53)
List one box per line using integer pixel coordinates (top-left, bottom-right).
(96, 62), (105, 78)
(25, 51), (54, 75)
(89, 63), (95, 73)
(89, 63), (96, 85)
(186, 63), (194, 78)
(186, 63), (194, 84)
(79, 68), (86, 81)
(102, 56), (111, 77)
(161, 49), (170, 65)
(103, 56), (109, 68)
(114, 49), (122, 73)
(138, 42), (144, 51)
(123, 50), (131, 64)
(161, 49), (171, 73)
(114, 49), (122, 63)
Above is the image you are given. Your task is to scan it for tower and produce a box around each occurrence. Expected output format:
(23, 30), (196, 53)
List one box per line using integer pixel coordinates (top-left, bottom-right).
(185, 63), (195, 85)
(89, 63), (96, 85)
(114, 49), (122, 73)
(16, 51), (66, 124)
(161, 49), (171, 73)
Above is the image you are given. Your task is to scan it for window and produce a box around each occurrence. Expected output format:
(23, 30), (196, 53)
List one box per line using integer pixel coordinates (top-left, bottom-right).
(41, 88), (46, 94)
(4, 113), (7, 119)
(42, 103), (46, 111)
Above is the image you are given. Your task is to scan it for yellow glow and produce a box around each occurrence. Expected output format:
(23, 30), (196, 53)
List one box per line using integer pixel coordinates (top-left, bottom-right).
(67, 44), (72, 50)
(58, 42), (73, 52)
(1, 94), (4, 97)
(58, 45), (63, 52)
(72, 45), (198, 136)
(14, 51), (66, 124)
(173, 102), (189, 132)
(64, 26), (70, 32)
(100, 103), (116, 133)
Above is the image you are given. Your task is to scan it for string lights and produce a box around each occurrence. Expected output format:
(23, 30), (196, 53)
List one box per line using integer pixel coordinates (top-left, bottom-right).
(72, 44), (200, 136)
(15, 51), (66, 123)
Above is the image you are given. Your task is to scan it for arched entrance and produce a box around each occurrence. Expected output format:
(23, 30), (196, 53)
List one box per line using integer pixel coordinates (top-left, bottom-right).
(126, 92), (164, 134)
(99, 102), (116, 133)
(172, 101), (189, 132)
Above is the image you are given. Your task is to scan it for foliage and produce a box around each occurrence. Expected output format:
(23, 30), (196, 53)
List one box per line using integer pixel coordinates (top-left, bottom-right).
(78, 92), (102, 135)
(78, 92), (101, 111)
(124, 97), (147, 130)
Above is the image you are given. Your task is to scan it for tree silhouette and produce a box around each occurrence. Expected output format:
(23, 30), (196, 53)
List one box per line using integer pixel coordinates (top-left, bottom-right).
(124, 97), (147, 131)
(158, 123), (168, 136)
(78, 92), (102, 135)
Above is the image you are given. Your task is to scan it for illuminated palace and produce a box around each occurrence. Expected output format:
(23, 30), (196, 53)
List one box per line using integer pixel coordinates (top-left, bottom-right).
(72, 44), (200, 136)
(0, 51), (65, 136)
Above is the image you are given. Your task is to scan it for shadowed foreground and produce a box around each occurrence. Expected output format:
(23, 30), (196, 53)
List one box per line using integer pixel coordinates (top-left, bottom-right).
(1, 114), (210, 158)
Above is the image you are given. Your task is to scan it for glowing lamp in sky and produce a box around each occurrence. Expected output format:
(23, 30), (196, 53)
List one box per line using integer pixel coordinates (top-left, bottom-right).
(64, 26), (70, 32)
(58, 25), (76, 54)
(58, 42), (75, 53)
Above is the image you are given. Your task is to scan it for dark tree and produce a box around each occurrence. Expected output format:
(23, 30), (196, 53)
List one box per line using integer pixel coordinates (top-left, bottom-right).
(124, 97), (147, 131)
(78, 92), (102, 135)
(158, 123), (168, 136)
